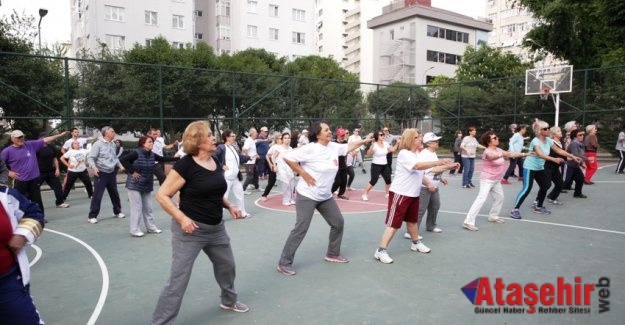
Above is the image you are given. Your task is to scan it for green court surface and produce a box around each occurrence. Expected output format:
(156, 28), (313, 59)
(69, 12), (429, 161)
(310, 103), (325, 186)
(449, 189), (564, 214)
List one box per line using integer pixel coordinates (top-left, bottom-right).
(28, 163), (624, 324)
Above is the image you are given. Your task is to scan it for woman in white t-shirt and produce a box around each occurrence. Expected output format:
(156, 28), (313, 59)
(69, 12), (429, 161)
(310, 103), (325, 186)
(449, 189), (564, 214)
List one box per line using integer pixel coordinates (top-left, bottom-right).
(216, 130), (251, 219)
(361, 129), (398, 201)
(273, 133), (296, 206)
(60, 140), (94, 200)
(277, 122), (373, 276)
(373, 129), (456, 264)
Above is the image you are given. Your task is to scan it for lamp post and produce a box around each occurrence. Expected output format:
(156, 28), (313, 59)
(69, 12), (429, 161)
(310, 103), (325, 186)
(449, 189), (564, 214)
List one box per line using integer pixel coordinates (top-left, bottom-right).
(422, 66), (434, 84)
(38, 8), (48, 52)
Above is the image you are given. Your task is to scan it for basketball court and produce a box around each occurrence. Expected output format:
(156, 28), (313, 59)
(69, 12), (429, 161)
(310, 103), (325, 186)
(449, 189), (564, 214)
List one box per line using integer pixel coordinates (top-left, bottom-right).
(26, 160), (624, 324)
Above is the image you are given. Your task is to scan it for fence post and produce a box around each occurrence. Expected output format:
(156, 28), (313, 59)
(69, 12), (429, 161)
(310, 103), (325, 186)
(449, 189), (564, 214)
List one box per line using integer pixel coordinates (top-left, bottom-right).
(64, 57), (72, 128)
(158, 65), (164, 131)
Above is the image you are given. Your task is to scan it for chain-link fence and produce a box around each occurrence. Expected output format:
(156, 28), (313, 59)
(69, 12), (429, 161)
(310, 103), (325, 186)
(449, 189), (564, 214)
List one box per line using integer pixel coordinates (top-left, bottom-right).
(1, 52), (623, 151)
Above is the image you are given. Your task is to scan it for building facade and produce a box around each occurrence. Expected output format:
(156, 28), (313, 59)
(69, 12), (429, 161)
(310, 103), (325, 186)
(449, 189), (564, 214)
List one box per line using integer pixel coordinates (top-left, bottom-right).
(368, 0), (492, 85)
(485, 0), (536, 61)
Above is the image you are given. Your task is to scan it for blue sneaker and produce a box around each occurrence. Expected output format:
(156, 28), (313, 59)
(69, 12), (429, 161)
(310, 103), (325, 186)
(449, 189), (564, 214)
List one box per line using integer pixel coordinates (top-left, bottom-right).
(509, 210), (522, 219)
(533, 206), (551, 215)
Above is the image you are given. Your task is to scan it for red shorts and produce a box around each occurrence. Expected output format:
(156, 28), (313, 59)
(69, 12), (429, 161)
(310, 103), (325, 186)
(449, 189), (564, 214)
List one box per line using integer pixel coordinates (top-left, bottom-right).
(385, 191), (420, 229)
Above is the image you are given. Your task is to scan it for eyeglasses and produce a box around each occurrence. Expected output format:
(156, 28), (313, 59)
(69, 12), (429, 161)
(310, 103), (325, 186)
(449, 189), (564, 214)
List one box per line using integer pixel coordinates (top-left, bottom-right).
(490, 136), (498, 140)
(379, 133), (384, 136)
(541, 127), (550, 131)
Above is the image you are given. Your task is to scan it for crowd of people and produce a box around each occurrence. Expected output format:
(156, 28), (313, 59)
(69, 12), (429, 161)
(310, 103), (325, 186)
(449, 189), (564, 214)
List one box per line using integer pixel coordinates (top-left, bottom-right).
(1, 118), (619, 324)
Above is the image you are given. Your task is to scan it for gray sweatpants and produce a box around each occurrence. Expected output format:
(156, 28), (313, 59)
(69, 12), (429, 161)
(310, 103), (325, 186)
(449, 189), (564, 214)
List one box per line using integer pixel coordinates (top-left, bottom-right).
(150, 219), (238, 325)
(417, 187), (440, 232)
(278, 194), (345, 267)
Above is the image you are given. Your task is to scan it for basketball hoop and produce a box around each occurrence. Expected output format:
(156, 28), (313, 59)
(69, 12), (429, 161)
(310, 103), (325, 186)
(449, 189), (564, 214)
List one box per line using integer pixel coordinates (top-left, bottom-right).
(539, 87), (551, 100)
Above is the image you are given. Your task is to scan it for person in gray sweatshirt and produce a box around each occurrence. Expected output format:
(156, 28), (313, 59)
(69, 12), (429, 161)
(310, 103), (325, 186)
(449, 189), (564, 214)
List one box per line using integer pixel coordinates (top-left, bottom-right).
(86, 126), (126, 223)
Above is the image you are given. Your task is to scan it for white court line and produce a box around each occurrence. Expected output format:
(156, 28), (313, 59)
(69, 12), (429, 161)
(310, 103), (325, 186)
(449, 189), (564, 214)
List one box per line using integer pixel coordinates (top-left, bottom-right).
(439, 209), (625, 236)
(44, 228), (109, 325)
(29, 244), (42, 267)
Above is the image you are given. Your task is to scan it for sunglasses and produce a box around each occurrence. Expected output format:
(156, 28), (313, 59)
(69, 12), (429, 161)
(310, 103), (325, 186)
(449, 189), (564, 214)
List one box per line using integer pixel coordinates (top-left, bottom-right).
(541, 127), (550, 131)
(491, 136), (498, 140)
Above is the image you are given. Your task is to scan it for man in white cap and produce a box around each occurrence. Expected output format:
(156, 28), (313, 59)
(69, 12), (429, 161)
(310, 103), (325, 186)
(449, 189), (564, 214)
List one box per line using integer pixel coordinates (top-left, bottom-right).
(298, 129), (309, 147)
(1, 129), (70, 214)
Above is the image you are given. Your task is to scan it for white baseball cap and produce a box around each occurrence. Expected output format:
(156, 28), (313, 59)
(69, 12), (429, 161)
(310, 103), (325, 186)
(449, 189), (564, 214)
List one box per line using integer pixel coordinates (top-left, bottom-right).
(423, 132), (442, 144)
(260, 126), (268, 132)
(10, 130), (25, 138)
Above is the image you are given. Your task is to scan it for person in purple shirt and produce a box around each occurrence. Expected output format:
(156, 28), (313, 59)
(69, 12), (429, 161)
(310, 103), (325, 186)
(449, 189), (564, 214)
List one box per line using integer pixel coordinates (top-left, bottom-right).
(1, 130), (69, 213)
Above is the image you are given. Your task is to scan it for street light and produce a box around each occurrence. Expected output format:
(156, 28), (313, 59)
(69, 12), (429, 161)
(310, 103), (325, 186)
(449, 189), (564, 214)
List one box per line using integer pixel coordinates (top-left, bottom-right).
(38, 8), (48, 52)
(422, 66), (434, 84)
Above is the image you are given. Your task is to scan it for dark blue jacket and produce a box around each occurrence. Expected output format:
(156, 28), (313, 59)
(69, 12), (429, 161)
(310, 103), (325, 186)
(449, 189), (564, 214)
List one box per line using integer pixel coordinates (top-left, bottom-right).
(120, 149), (177, 192)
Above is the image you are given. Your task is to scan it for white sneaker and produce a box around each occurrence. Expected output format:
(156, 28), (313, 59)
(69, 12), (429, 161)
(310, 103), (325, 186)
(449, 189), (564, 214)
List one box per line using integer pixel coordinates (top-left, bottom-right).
(403, 233), (422, 240)
(488, 217), (505, 224)
(410, 241), (431, 253)
(361, 194), (369, 201)
(374, 250), (394, 264)
(147, 228), (163, 234)
(431, 227), (443, 233)
(130, 231), (145, 237)
(56, 203), (70, 208)
(88, 218), (98, 224)
(115, 212), (126, 218)
(244, 190), (252, 195)
(261, 196), (268, 202)
(290, 200), (296, 205)
(463, 223), (479, 231)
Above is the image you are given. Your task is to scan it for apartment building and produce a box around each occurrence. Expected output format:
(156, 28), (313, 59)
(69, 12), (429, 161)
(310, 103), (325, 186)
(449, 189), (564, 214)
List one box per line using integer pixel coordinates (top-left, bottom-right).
(70, 0), (195, 57)
(314, 0), (385, 83)
(485, 0), (536, 61)
(196, 0), (315, 59)
(368, 0), (492, 85)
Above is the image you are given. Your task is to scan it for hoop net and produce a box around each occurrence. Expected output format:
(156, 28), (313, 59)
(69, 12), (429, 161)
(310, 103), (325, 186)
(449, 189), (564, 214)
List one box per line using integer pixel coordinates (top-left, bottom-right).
(539, 87), (550, 100)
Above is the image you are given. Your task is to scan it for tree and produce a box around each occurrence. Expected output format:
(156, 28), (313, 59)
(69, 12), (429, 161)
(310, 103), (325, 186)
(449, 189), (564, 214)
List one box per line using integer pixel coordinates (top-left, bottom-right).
(517, 0), (625, 68)
(0, 11), (71, 137)
(366, 82), (429, 131)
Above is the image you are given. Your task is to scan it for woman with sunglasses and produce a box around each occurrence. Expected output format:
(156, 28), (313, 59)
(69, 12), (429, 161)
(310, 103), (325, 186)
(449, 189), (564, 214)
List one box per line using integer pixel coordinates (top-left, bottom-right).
(361, 129), (398, 201)
(463, 131), (531, 231)
(509, 120), (581, 219)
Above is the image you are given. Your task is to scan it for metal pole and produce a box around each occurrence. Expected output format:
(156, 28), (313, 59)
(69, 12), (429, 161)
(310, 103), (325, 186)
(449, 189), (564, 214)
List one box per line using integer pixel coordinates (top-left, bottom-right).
(37, 9), (48, 52)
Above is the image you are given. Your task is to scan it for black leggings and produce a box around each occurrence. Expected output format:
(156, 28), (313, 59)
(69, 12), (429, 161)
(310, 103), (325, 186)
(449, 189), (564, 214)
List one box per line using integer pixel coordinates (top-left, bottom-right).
(368, 163), (391, 186)
(513, 169), (550, 209)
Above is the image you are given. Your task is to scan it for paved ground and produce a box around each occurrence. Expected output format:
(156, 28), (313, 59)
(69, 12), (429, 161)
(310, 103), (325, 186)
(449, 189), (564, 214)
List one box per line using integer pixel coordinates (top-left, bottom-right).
(28, 161), (624, 325)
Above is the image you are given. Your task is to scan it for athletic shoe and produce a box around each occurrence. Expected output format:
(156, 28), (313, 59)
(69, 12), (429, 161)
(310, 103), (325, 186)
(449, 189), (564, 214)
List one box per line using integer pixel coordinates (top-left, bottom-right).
(244, 190), (252, 195)
(462, 185), (471, 189)
(548, 199), (564, 205)
(282, 202), (292, 206)
(410, 241), (431, 253)
(509, 210), (522, 219)
(115, 213), (126, 218)
(430, 227), (443, 233)
(573, 194), (588, 198)
(362, 169), (367, 174)
(488, 217), (505, 224)
(130, 231), (145, 237)
(277, 265), (296, 276)
(261, 196), (268, 202)
(361, 194), (369, 201)
(347, 187), (354, 191)
(530, 201), (538, 208)
(501, 179), (511, 185)
(533, 206), (551, 215)
(403, 233), (422, 240)
(240, 213), (252, 219)
(88, 218), (98, 224)
(463, 223), (479, 231)
(469, 183), (476, 188)
(147, 228), (163, 234)
(219, 301), (250, 313)
(374, 250), (394, 264)
(290, 200), (296, 205)
(583, 181), (594, 185)
(56, 203), (70, 208)
(324, 255), (349, 263)
(337, 195), (350, 200)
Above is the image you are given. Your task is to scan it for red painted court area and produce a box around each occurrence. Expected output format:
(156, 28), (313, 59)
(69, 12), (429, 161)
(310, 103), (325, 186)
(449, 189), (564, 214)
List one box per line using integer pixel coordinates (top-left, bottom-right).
(255, 189), (389, 214)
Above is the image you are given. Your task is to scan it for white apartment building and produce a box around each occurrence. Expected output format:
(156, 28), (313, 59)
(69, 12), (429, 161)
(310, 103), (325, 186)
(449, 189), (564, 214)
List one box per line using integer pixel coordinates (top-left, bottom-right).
(314, 0), (385, 83)
(195, 0), (315, 59)
(70, 0), (195, 57)
(485, 0), (536, 61)
(368, 0), (492, 85)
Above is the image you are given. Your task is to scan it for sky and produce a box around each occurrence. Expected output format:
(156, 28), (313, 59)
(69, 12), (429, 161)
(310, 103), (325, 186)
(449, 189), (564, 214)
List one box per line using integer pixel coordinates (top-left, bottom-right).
(0, 0), (486, 46)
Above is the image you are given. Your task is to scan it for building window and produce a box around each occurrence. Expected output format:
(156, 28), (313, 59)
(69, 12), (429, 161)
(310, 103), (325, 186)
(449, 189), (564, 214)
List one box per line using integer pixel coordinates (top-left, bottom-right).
(247, 0), (258, 13)
(105, 34), (125, 51)
(426, 50), (462, 65)
(318, 8), (323, 17)
(269, 4), (279, 17)
(195, 10), (203, 17)
(218, 26), (231, 40)
(217, 1), (231, 16)
(426, 25), (438, 37)
(390, 29), (394, 40)
(172, 42), (184, 49)
(195, 33), (203, 40)
(145, 11), (157, 25)
(292, 9), (305, 21)
(292, 32), (305, 44)
(104, 5), (124, 22)
(247, 25), (258, 38)
(269, 28), (279, 41)
(427, 24), (469, 44)
(146, 39), (153, 47)
(318, 33), (323, 40)
(172, 15), (184, 29)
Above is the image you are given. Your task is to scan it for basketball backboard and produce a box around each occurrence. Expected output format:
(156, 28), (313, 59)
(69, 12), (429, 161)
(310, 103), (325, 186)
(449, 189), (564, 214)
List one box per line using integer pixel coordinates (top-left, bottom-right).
(525, 65), (573, 95)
